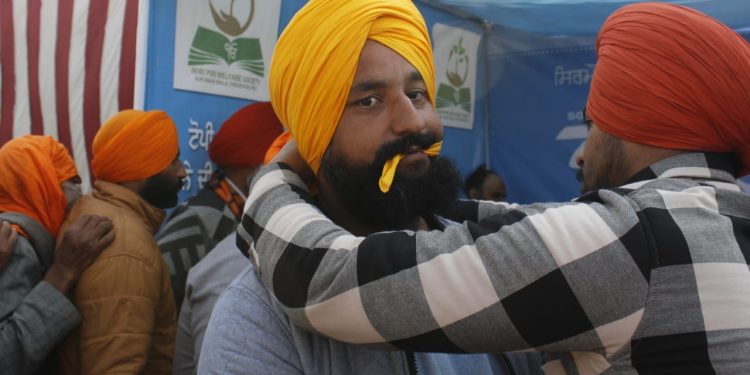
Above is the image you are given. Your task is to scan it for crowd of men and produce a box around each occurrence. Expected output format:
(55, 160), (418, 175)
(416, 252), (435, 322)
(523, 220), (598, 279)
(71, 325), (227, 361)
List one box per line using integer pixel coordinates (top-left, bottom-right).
(0, 0), (748, 374)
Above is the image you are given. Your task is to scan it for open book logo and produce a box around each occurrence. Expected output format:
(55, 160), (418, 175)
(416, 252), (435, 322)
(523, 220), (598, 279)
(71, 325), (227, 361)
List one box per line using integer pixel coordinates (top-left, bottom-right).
(188, 0), (264, 77)
(437, 37), (471, 112)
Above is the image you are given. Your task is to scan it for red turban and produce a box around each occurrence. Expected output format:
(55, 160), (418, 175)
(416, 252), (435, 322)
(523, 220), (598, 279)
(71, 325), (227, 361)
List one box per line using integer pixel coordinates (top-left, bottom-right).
(0, 135), (77, 237)
(587, 2), (750, 176)
(209, 102), (283, 169)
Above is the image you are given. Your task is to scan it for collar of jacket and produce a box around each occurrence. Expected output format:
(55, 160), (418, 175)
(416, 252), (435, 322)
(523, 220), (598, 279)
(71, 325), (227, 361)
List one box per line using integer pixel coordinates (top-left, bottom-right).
(621, 152), (740, 188)
(91, 180), (166, 234)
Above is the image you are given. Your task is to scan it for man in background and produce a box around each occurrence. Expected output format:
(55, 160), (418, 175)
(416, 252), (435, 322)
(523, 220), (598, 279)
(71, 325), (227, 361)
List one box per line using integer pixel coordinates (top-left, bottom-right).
(0, 135), (114, 375)
(58, 110), (186, 375)
(465, 164), (507, 202)
(158, 101), (282, 308)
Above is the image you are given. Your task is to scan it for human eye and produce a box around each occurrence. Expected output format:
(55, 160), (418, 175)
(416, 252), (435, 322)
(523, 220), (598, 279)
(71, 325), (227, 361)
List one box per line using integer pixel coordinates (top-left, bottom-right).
(357, 96), (380, 108)
(582, 108), (592, 131)
(407, 89), (427, 102)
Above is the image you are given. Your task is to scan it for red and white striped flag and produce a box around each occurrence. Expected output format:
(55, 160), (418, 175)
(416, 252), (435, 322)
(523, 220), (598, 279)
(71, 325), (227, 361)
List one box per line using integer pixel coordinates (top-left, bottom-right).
(0, 0), (139, 188)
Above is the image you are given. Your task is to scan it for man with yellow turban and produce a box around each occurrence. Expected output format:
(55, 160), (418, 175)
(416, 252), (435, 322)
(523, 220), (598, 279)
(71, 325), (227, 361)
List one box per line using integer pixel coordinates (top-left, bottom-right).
(0, 135), (115, 375)
(58, 110), (186, 375)
(199, 1), (541, 374)
(238, 2), (750, 374)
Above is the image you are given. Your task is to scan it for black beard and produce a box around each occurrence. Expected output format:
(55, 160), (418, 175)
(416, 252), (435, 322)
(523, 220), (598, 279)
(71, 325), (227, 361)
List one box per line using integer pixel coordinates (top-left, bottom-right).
(580, 134), (627, 194)
(140, 172), (183, 209)
(320, 133), (461, 231)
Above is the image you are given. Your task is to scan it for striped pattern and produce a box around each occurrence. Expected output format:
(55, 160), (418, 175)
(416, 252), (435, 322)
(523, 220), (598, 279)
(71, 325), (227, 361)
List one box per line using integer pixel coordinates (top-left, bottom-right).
(239, 153), (750, 374)
(157, 185), (239, 309)
(0, 0), (139, 187)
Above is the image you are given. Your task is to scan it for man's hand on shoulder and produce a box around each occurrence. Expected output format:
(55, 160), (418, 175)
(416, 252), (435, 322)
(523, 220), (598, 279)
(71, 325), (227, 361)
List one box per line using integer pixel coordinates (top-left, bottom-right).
(45, 215), (115, 295)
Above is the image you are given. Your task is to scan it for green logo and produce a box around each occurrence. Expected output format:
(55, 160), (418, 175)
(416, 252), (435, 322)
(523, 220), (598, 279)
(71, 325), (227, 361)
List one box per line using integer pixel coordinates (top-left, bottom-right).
(188, 0), (264, 77)
(437, 37), (471, 112)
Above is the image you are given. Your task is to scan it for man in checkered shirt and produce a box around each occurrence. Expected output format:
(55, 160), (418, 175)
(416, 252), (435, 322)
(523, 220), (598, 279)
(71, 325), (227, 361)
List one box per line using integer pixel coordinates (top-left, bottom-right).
(238, 3), (750, 374)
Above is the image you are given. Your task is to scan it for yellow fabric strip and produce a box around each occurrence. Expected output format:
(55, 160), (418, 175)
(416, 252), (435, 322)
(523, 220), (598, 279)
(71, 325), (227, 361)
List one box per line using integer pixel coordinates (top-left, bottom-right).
(378, 141), (442, 193)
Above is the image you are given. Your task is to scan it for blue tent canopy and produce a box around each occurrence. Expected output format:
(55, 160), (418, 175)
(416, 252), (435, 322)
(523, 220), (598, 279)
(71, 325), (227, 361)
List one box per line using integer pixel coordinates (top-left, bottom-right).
(143, 0), (750, 204)
(412, 0), (750, 202)
(422, 0), (750, 35)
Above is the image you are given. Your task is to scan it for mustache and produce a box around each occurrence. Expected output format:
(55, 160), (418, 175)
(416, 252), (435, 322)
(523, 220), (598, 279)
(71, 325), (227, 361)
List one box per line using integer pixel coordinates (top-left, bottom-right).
(373, 133), (440, 165)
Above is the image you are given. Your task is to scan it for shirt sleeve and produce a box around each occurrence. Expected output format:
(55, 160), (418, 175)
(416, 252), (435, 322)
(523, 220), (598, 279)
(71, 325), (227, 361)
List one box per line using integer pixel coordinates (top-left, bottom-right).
(238, 163), (651, 355)
(172, 293), (195, 375)
(0, 238), (80, 375)
(0, 282), (80, 375)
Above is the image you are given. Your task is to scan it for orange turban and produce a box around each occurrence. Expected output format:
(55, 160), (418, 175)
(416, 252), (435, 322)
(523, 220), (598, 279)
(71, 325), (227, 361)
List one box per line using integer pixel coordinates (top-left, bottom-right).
(0, 135), (77, 237)
(269, 0), (438, 186)
(209, 102), (283, 169)
(92, 110), (179, 182)
(263, 131), (292, 164)
(587, 2), (750, 176)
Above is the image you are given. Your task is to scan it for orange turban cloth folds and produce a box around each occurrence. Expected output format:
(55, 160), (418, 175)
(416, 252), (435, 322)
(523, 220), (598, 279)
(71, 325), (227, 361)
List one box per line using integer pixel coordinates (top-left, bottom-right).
(263, 131), (292, 165)
(269, 0), (437, 177)
(209, 102), (283, 168)
(587, 2), (750, 176)
(92, 110), (179, 182)
(0, 135), (77, 237)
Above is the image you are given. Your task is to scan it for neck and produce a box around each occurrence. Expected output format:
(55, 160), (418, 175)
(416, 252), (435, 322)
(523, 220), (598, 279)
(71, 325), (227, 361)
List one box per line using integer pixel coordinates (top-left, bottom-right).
(222, 166), (257, 197)
(621, 141), (687, 181)
(117, 180), (145, 196)
(316, 178), (426, 236)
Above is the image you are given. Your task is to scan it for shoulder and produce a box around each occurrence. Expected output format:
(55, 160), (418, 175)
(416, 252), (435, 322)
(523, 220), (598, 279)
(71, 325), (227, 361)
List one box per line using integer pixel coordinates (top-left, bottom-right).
(186, 234), (246, 285)
(0, 235), (46, 310)
(168, 188), (225, 222)
(216, 266), (274, 312)
(204, 265), (289, 339)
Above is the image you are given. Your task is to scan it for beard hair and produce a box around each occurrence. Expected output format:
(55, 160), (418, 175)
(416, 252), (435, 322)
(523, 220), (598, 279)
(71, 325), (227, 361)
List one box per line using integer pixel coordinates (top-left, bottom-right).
(140, 171), (183, 209)
(581, 133), (627, 193)
(320, 133), (461, 231)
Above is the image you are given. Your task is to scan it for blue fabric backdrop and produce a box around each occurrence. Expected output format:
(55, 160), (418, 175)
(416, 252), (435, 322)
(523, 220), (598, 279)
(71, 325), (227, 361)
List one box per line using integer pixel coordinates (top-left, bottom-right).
(143, 0), (487, 202)
(143, 0), (750, 204)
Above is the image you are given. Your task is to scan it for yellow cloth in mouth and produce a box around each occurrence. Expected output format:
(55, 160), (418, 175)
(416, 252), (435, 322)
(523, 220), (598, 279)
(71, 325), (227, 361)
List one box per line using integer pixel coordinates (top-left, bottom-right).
(378, 141), (442, 193)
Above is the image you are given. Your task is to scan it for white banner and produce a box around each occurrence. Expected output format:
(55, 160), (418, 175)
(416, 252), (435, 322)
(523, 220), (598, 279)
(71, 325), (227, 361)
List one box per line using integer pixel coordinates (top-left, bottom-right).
(173, 0), (280, 100)
(432, 23), (481, 129)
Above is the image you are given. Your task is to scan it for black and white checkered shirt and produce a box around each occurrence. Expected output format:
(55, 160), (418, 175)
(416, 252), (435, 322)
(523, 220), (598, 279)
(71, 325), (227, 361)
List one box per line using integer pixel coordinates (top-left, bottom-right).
(238, 152), (750, 374)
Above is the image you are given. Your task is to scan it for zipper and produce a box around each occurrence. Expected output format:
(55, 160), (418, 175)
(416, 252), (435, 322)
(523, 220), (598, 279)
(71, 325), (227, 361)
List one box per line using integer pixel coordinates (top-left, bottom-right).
(406, 351), (417, 375)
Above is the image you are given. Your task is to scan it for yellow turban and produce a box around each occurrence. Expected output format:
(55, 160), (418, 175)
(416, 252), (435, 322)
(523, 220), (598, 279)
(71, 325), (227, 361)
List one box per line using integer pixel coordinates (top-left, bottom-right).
(269, 0), (439, 191)
(92, 110), (179, 183)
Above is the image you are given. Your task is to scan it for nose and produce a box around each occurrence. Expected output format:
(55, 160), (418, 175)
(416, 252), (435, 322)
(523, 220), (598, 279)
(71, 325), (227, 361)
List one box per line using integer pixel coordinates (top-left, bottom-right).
(575, 145), (585, 169)
(390, 94), (426, 136)
(176, 160), (188, 179)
